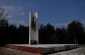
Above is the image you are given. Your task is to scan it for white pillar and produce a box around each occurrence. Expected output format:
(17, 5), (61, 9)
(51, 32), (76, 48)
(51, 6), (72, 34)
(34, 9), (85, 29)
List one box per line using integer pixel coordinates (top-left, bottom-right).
(35, 12), (39, 44)
(29, 10), (39, 45)
(29, 10), (32, 45)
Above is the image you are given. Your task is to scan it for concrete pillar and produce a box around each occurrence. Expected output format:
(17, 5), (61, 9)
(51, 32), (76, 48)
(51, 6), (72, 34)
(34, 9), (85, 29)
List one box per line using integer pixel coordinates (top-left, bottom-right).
(29, 10), (32, 45)
(29, 10), (38, 45)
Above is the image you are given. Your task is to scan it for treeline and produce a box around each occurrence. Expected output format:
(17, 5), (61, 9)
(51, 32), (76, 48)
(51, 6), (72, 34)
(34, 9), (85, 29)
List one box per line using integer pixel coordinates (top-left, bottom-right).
(0, 19), (85, 46)
(39, 21), (85, 44)
(0, 19), (29, 46)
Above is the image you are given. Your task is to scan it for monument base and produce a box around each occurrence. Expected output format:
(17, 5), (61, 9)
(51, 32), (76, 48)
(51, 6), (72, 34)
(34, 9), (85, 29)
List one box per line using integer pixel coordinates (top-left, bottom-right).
(5, 44), (79, 54)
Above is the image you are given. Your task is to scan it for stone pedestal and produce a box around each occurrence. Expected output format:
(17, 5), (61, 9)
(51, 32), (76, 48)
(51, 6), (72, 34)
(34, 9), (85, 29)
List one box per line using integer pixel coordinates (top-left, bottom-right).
(5, 44), (79, 54)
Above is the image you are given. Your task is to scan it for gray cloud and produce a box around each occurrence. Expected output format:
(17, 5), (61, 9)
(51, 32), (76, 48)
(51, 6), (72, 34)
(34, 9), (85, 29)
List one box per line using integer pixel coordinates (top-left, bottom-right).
(18, 20), (24, 24)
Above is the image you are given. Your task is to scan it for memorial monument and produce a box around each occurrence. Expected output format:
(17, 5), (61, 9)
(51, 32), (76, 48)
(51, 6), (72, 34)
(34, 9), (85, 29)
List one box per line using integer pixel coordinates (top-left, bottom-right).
(29, 10), (39, 45)
(5, 10), (79, 55)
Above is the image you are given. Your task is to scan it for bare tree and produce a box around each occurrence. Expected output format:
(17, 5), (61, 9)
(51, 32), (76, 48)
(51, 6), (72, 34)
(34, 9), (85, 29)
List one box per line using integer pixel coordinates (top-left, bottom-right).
(0, 8), (8, 27)
(0, 8), (8, 19)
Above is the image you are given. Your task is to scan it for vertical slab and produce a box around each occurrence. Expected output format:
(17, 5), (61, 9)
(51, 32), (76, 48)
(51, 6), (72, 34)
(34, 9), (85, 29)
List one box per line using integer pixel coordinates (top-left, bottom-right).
(29, 10), (38, 45)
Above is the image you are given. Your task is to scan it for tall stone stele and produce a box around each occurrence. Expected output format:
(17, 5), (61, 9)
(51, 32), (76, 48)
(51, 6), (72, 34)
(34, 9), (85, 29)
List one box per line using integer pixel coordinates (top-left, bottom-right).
(29, 10), (39, 45)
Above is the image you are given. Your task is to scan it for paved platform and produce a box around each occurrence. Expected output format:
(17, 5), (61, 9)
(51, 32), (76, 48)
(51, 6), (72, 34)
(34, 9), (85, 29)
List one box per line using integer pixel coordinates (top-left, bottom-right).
(0, 47), (41, 55)
(5, 44), (79, 54)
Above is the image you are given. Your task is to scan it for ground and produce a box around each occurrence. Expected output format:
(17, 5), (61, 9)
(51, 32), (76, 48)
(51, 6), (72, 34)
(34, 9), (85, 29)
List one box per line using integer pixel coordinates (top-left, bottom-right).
(49, 45), (85, 55)
(0, 47), (41, 55)
(0, 45), (85, 55)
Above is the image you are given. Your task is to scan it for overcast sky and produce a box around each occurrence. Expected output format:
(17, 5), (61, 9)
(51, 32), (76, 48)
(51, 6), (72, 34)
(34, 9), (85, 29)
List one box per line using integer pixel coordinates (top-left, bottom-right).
(0, 0), (85, 27)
